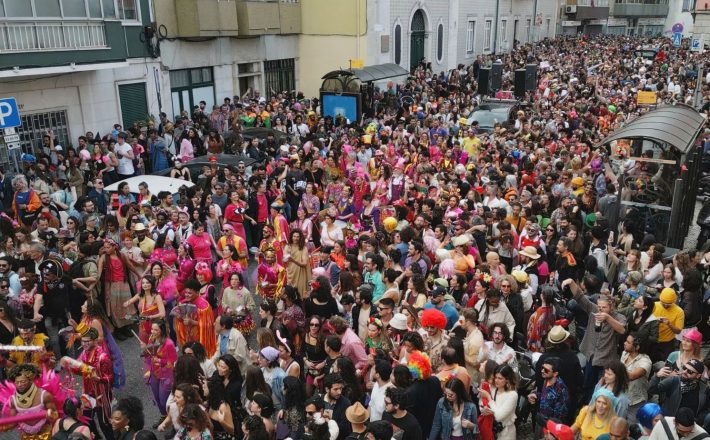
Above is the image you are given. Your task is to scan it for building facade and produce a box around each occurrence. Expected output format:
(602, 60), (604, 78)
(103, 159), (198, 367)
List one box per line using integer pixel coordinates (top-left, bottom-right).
(0, 0), (156, 164)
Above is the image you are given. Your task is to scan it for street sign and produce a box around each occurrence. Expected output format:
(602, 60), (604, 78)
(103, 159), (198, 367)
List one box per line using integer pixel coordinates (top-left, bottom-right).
(3, 133), (19, 143)
(672, 23), (684, 33)
(692, 36), (704, 52)
(673, 32), (682, 48)
(0, 98), (20, 129)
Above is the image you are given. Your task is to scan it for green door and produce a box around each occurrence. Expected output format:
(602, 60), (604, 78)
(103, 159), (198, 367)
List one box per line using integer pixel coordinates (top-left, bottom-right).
(410, 9), (426, 70)
(118, 82), (148, 129)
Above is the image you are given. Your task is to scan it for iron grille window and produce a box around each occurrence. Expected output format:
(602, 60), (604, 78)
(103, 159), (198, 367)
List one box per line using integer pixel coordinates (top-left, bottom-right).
(264, 59), (295, 95)
(18, 109), (70, 155)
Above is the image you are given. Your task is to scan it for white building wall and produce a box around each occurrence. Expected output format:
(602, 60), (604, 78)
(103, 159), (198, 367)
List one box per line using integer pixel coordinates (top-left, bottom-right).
(665, 0), (694, 37)
(390, 0), (452, 72)
(366, 0), (392, 66)
(0, 59), (162, 145)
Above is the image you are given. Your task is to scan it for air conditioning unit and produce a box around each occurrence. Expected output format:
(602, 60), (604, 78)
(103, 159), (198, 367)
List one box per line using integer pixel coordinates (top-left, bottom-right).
(565, 5), (577, 13)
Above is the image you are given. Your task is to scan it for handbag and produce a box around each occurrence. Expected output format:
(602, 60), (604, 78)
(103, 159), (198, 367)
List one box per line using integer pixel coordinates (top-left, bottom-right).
(275, 418), (290, 440)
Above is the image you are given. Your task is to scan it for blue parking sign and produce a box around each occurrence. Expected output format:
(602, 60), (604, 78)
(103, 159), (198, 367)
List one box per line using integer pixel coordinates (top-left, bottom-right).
(0, 98), (20, 129)
(673, 32), (682, 48)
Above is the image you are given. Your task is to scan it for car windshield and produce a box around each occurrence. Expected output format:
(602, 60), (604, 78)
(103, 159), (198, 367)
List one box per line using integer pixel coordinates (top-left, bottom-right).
(469, 107), (510, 128)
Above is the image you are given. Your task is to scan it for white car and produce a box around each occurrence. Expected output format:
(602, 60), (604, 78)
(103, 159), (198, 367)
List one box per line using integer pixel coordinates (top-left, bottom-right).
(105, 175), (194, 195)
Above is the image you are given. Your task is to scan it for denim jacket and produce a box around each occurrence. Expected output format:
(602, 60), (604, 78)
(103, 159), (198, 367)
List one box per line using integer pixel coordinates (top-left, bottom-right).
(428, 398), (479, 440)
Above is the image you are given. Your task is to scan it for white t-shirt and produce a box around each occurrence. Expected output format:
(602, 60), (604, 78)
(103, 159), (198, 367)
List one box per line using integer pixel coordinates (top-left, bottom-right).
(115, 142), (135, 175)
(369, 381), (394, 422)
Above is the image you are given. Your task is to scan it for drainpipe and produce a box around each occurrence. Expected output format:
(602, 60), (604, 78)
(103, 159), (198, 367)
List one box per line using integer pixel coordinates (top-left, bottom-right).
(531, 0), (538, 43)
(494, 0), (501, 53)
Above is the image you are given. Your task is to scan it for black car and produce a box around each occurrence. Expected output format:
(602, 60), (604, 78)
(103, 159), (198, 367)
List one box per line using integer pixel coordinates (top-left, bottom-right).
(154, 154), (257, 182)
(466, 99), (521, 133)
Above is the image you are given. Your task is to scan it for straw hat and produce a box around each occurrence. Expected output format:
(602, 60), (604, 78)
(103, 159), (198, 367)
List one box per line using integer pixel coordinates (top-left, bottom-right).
(547, 325), (570, 344)
(346, 402), (370, 424)
(519, 246), (541, 260)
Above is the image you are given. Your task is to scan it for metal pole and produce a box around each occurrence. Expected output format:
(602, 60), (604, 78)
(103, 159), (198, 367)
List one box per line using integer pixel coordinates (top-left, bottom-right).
(667, 177), (685, 247)
(695, 67), (704, 109)
(494, 0), (500, 53)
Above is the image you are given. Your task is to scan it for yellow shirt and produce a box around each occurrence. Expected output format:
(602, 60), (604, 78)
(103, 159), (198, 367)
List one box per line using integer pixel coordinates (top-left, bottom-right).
(653, 302), (685, 342)
(9, 334), (52, 366)
(462, 136), (481, 157)
(573, 406), (612, 440)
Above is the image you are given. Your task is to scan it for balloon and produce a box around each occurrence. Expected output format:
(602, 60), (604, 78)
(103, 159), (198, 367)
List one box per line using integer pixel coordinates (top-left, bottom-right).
(383, 217), (397, 233)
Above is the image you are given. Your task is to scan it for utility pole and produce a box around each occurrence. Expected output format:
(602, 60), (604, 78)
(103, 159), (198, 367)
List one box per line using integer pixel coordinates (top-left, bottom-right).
(695, 67), (704, 109)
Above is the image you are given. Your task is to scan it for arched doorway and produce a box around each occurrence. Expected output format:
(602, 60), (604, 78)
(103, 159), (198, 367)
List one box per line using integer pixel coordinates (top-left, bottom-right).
(410, 10), (425, 70)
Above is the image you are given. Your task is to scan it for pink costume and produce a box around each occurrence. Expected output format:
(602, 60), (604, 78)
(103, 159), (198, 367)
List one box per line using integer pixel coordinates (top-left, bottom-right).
(256, 262), (286, 301)
(215, 258), (243, 286)
(176, 256), (196, 292)
(186, 232), (212, 264)
(13, 389), (49, 438)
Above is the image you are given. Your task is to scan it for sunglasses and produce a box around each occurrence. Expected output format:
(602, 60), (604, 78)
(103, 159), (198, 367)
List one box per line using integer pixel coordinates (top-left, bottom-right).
(309, 322), (320, 327)
(541, 367), (552, 373)
(683, 366), (699, 374)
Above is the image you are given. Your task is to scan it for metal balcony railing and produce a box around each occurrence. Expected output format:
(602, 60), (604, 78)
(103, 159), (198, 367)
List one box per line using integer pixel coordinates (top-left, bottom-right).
(0, 21), (107, 53)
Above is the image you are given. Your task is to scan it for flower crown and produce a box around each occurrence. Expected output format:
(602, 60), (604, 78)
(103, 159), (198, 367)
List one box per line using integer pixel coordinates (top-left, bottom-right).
(369, 317), (383, 328)
(477, 273), (493, 284)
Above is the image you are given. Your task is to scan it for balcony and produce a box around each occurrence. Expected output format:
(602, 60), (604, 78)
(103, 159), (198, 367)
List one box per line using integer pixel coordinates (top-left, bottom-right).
(236, 0), (301, 36)
(613, 1), (669, 17)
(170, 0), (239, 38)
(0, 20), (107, 53)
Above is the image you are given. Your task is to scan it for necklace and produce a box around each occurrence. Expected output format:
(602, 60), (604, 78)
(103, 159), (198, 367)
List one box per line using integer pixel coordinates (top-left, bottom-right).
(591, 415), (606, 430)
(15, 384), (38, 409)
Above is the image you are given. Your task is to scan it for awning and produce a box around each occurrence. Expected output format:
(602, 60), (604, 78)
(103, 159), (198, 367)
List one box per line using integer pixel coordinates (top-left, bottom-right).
(596, 104), (705, 153)
(321, 63), (409, 82)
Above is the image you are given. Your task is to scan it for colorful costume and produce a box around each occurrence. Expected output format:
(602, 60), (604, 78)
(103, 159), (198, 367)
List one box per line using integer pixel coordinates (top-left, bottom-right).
(142, 337), (177, 415)
(103, 254), (132, 328)
(256, 260), (287, 301)
(176, 256), (196, 293)
(65, 344), (113, 438)
(8, 334), (52, 368)
(173, 295), (216, 357)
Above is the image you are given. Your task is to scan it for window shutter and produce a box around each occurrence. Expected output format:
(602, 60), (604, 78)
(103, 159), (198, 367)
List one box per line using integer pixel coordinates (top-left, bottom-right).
(118, 83), (148, 129)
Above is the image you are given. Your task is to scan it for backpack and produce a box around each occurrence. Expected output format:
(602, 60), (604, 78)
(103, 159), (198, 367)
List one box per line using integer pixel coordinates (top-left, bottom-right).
(51, 419), (83, 440)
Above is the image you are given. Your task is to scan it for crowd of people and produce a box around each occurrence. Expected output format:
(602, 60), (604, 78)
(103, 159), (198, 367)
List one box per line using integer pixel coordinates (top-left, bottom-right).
(2, 33), (710, 440)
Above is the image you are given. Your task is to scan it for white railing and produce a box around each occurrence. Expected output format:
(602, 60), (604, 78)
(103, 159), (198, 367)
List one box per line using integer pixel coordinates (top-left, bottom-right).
(0, 21), (107, 53)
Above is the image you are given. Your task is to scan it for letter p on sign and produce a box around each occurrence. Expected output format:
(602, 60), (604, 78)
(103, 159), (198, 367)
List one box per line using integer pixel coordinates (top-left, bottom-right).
(0, 98), (21, 129)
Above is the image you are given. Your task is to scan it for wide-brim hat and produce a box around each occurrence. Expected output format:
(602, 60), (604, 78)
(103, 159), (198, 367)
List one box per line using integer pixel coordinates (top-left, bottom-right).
(519, 246), (541, 260)
(547, 325), (570, 344)
(133, 222), (147, 232)
(346, 402), (369, 424)
(452, 235), (469, 247)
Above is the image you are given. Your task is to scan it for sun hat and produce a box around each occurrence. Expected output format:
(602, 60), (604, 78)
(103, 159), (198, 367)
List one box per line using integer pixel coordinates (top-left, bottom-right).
(132, 222), (146, 231)
(547, 325), (570, 344)
(519, 246), (541, 260)
(389, 313), (408, 331)
(659, 288), (677, 304)
(511, 270), (529, 284)
(345, 402), (370, 424)
(452, 235), (470, 247)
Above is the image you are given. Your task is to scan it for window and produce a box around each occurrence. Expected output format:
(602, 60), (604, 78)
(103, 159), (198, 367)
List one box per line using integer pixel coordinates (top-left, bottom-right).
(546, 18), (550, 37)
(18, 109), (70, 156)
(683, 0), (692, 11)
(436, 23), (444, 63)
(484, 20), (492, 51)
(394, 24), (402, 64)
(525, 19), (531, 43)
(62, 0), (87, 17)
(170, 67), (216, 117)
(4, 0), (33, 17)
(501, 19), (508, 42)
(1, 0), (124, 18)
(117, 0), (138, 20)
(35, 0), (62, 17)
(466, 20), (475, 53)
(264, 58), (296, 95)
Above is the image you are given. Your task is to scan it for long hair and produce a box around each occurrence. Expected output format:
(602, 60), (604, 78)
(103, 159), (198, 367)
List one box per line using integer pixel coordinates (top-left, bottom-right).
(335, 357), (363, 403)
(85, 297), (113, 332)
(217, 354), (243, 384)
(584, 395), (616, 428)
(282, 376), (306, 410)
(179, 403), (212, 433)
(604, 360), (629, 396)
(244, 365), (270, 400)
(140, 274), (158, 298)
(443, 378), (470, 409)
(172, 355), (203, 394)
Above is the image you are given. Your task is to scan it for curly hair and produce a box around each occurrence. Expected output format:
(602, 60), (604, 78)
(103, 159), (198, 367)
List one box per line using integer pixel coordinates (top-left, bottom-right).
(113, 396), (145, 432)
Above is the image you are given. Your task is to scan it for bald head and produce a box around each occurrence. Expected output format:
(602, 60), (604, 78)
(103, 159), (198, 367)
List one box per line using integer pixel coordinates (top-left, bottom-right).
(609, 417), (629, 440)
